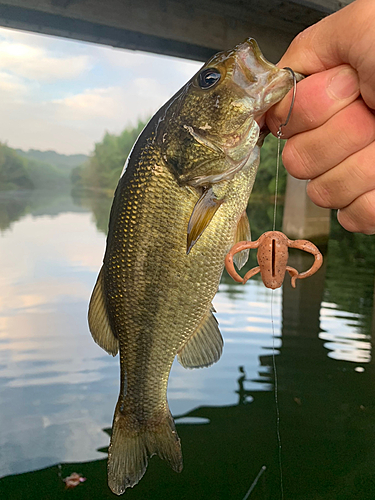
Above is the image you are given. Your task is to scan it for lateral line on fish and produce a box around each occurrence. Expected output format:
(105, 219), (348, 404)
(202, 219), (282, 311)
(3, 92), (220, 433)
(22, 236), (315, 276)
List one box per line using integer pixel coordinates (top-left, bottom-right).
(271, 67), (297, 500)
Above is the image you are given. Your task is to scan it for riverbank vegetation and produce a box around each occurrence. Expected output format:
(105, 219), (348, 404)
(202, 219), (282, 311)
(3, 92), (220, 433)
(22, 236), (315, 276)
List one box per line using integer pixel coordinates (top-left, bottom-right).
(72, 121), (146, 193)
(0, 142), (86, 191)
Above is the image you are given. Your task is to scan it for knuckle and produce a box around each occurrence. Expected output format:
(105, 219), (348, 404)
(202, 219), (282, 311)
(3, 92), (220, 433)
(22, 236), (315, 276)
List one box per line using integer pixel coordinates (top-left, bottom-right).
(295, 89), (321, 128)
(338, 191), (375, 234)
(337, 102), (375, 154)
(337, 210), (358, 233)
(361, 192), (375, 234)
(350, 156), (368, 184)
(306, 180), (333, 208)
(282, 138), (313, 179)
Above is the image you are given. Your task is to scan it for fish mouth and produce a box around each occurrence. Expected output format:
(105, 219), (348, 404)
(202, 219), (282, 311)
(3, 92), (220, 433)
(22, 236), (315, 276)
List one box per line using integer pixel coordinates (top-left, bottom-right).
(252, 68), (292, 130)
(238, 38), (278, 76)
(235, 38), (303, 123)
(254, 68), (304, 134)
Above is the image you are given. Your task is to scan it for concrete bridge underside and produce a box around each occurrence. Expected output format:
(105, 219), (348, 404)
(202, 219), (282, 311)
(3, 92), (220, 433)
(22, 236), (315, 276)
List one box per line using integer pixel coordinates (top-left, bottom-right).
(0, 0), (353, 63)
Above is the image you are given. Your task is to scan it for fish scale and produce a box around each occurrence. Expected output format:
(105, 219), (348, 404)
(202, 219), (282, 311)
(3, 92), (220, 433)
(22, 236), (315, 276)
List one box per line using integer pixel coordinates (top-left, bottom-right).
(88, 37), (296, 495)
(107, 148), (223, 396)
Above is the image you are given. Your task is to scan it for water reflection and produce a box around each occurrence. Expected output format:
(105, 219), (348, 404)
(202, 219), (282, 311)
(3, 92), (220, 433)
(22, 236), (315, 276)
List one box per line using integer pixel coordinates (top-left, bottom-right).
(0, 189), (87, 232)
(320, 303), (372, 363)
(235, 366), (254, 405)
(0, 190), (375, 500)
(72, 189), (113, 235)
(0, 194), (115, 477)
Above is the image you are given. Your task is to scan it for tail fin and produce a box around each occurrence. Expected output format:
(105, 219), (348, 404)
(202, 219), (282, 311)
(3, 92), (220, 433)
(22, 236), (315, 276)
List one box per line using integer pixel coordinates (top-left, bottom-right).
(107, 402), (183, 495)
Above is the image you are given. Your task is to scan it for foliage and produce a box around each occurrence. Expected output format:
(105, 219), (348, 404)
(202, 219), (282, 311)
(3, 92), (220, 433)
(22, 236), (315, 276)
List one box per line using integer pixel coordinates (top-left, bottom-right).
(74, 120), (147, 192)
(27, 159), (70, 188)
(0, 143), (34, 190)
(0, 142), (70, 191)
(16, 149), (88, 172)
(255, 134), (287, 196)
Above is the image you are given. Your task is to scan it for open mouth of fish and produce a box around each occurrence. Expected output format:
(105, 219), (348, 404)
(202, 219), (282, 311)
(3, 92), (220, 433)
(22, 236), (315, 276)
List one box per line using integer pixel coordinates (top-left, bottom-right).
(255, 69), (304, 135)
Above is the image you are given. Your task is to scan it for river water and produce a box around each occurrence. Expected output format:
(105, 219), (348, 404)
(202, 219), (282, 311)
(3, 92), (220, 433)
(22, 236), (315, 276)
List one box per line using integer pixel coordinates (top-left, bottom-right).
(0, 189), (374, 500)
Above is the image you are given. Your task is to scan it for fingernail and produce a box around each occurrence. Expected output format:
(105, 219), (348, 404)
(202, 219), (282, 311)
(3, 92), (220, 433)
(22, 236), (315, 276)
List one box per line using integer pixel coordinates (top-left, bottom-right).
(327, 67), (359, 100)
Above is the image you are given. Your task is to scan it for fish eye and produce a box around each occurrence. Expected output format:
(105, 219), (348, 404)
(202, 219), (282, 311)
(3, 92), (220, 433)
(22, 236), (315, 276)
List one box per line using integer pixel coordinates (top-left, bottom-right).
(197, 68), (221, 89)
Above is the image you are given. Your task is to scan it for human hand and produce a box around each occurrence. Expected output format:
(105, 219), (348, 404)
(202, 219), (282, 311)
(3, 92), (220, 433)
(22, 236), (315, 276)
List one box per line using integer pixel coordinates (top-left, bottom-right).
(266, 0), (375, 234)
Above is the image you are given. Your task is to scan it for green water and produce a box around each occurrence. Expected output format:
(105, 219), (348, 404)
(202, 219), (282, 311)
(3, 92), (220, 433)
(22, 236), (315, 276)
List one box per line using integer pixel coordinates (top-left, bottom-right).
(0, 189), (374, 500)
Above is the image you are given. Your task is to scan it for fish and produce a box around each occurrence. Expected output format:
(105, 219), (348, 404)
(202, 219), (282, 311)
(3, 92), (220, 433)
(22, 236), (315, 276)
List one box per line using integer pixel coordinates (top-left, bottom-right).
(88, 38), (297, 495)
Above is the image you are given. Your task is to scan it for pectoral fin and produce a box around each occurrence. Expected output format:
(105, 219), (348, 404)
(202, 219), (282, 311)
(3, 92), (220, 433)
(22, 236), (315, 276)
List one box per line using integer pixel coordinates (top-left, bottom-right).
(232, 211), (251, 270)
(187, 188), (223, 254)
(88, 267), (119, 356)
(177, 307), (223, 369)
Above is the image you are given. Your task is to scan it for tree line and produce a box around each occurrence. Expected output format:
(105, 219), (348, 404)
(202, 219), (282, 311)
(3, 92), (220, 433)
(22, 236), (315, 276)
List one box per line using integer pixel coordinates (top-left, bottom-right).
(72, 121), (146, 193)
(0, 142), (71, 191)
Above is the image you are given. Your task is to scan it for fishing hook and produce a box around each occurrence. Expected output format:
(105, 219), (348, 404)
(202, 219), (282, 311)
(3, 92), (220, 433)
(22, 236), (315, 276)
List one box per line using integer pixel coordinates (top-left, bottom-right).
(278, 67), (297, 136)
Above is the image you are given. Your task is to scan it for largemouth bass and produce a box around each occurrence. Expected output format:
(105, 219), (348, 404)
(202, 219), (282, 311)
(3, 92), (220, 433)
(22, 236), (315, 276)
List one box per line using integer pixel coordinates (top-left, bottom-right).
(88, 38), (296, 495)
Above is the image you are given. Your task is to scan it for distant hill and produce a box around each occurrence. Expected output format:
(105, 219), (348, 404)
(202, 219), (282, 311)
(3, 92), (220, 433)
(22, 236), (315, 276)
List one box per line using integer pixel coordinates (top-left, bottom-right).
(0, 143), (79, 191)
(15, 149), (88, 172)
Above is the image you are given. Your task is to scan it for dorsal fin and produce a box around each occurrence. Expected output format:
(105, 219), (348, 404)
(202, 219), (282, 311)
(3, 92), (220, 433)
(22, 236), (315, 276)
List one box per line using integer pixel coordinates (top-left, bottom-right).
(88, 267), (119, 356)
(177, 307), (223, 369)
(232, 210), (251, 270)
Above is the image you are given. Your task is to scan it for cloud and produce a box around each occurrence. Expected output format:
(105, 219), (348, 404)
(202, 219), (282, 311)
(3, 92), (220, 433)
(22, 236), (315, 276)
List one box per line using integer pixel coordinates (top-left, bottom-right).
(54, 87), (121, 119)
(0, 26), (202, 154)
(52, 77), (172, 129)
(0, 40), (91, 82)
(0, 71), (27, 96)
(0, 77), (174, 154)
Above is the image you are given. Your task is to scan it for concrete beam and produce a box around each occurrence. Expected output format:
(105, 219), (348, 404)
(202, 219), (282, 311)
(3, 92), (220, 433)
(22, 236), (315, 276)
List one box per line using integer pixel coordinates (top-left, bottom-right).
(0, 3), (217, 61)
(0, 0), (354, 62)
(282, 175), (331, 243)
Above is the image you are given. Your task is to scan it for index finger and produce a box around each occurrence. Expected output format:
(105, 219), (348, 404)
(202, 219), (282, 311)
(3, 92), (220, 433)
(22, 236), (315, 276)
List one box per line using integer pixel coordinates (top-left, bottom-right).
(267, 65), (360, 138)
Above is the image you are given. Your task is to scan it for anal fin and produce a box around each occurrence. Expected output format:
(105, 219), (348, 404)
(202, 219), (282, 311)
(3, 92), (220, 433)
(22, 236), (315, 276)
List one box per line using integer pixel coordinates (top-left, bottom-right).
(177, 307), (223, 369)
(233, 210), (251, 270)
(88, 267), (119, 356)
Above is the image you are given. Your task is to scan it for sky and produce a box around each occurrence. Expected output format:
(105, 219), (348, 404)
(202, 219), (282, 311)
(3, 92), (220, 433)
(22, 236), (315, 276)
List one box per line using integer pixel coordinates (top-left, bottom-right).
(0, 27), (202, 155)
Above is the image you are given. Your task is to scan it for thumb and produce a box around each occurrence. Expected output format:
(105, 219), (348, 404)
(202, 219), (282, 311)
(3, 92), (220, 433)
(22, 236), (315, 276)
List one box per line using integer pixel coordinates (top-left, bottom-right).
(278, 0), (375, 109)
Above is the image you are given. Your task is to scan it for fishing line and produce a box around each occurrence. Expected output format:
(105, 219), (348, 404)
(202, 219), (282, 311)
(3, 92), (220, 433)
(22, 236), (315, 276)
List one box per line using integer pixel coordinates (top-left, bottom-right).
(271, 67), (297, 500)
(272, 67), (297, 233)
(242, 465), (267, 500)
